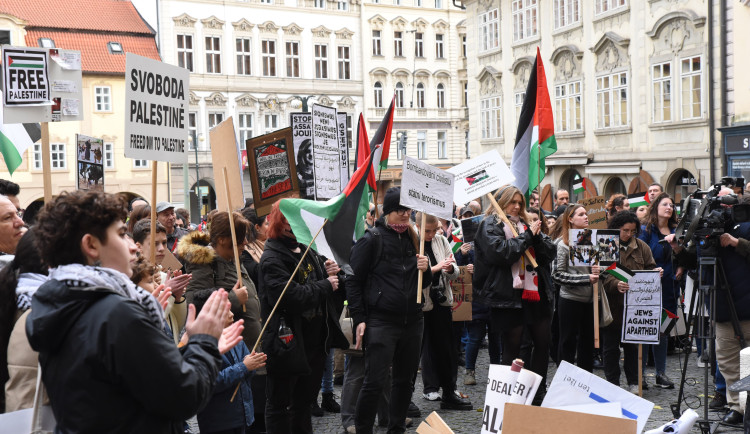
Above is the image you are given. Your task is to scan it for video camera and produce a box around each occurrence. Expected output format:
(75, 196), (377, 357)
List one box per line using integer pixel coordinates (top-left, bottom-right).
(676, 176), (750, 256)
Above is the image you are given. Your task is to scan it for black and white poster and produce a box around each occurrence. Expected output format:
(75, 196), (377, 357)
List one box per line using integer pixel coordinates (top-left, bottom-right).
(622, 271), (662, 345)
(311, 103), (341, 200)
(76, 134), (104, 192)
(3, 47), (50, 106)
(291, 112), (314, 199)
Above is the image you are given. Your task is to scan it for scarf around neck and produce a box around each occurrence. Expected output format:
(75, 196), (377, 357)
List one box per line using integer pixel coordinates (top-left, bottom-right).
(500, 216), (540, 302)
(16, 272), (49, 311)
(49, 263), (165, 328)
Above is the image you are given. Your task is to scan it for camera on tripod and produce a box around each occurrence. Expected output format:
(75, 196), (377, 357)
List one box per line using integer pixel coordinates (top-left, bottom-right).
(676, 176), (750, 256)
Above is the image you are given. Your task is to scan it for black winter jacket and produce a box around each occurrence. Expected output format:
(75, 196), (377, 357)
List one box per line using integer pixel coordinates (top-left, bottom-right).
(26, 279), (222, 434)
(472, 215), (557, 311)
(347, 219), (432, 327)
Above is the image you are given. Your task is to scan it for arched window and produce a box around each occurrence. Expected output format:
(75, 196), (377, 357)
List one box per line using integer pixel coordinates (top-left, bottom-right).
(436, 83), (445, 108)
(374, 81), (383, 108)
(395, 82), (405, 108)
(416, 83), (425, 108)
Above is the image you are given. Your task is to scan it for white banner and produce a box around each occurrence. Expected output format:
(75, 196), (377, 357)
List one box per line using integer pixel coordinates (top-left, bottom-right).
(400, 157), (454, 220)
(124, 53), (189, 164)
(481, 364), (541, 434)
(447, 150), (515, 205)
(2, 47), (50, 106)
(291, 112), (314, 199)
(622, 271), (662, 345)
(337, 112), (350, 188)
(311, 103), (341, 200)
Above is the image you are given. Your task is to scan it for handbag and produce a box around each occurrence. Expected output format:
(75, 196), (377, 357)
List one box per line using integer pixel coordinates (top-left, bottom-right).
(598, 282), (613, 328)
(339, 306), (363, 355)
(0, 364), (55, 433)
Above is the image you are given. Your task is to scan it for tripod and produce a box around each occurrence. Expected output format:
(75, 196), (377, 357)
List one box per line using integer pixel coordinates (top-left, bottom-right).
(672, 256), (747, 434)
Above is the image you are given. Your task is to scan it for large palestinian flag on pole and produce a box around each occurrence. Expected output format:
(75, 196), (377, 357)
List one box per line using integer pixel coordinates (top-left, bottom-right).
(511, 47), (557, 199)
(370, 96), (395, 172)
(279, 145), (378, 271)
(355, 113), (377, 190)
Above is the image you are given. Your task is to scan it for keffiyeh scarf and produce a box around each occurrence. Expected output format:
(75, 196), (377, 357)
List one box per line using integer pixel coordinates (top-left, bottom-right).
(501, 216), (540, 302)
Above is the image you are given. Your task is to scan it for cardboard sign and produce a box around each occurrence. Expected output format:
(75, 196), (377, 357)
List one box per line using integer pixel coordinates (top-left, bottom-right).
(450, 266), (472, 321)
(482, 364), (542, 434)
(161, 249), (183, 272)
(579, 195), (608, 229)
(569, 229), (620, 267)
(542, 361), (654, 434)
(246, 127), (299, 216)
(337, 112), (350, 187)
(290, 112), (314, 199)
(76, 134), (104, 192)
(400, 157), (454, 220)
(622, 271), (662, 345)
(447, 150), (515, 205)
(209, 117), (244, 211)
(3, 47), (50, 106)
(311, 103), (341, 200)
(124, 53), (189, 164)
(460, 216), (483, 243)
(503, 403), (637, 434)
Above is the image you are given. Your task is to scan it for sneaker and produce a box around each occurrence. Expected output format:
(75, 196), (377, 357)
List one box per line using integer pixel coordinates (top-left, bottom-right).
(311, 401), (324, 417)
(464, 369), (477, 386)
(710, 392), (728, 410)
(345, 426), (356, 434)
(627, 384), (640, 394)
(321, 392), (341, 413)
(440, 392), (472, 410)
(423, 391), (441, 401)
(407, 401), (421, 418)
(697, 357), (707, 368)
(405, 418), (413, 428)
(655, 373), (675, 389)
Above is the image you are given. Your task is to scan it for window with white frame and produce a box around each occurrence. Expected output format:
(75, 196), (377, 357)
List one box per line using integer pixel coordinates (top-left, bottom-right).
(260, 0), (273, 3)
(285, 41), (300, 78)
(435, 0), (442, 7)
(512, 0), (538, 42)
(51, 143), (66, 169)
(32, 144), (42, 170)
(554, 0), (580, 29)
(238, 113), (254, 145)
(461, 35), (467, 57)
(652, 62), (672, 123)
(205, 36), (221, 73)
(416, 83), (425, 108)
(208, 112), (224, 130)
(133, 159), (148, 168)
(515, 91), (525, 119)
(236, 38), (251, 75)
(94, 86), (111, 112)
(417, 131), (427, 159)
(465, 130), (470, 158)
(595, 0), (625, 15)
(265, 114), (279, 131)
(395, 82), (405, 108)
(374, 82), (384, 108)
(262, 40), (276, 77)
(104, 142), (114, 169)
(415, 33), (424, 57)
(596, 72), (629, 128)
(337, 46), (351, 80)
(189, 112), (198, 150)
(315, 44), (328, 79)
(338, 0), (348, 10)
(481, 96), (502, 139)
(437, 131), (447, 159)
(372, 30), (382, 56)
(437, 84), (445, 109)
(555, 81), (582, 132)
(681, 56), (702, 120)
(394, 0), (401, 5)
(394, 32), (403, 57)
(416, 0), (422, 6)
(314, 0), (325, 8)
(479, 9), (500, 52)
(435, 34), (444, 58)
(463, 82), (468, 107)
(396, 131), (406, 159)
(177, 34), (194, 71)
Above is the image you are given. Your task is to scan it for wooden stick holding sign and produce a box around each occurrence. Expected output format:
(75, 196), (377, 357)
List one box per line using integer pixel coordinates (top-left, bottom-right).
(638, 344), (643, 397)
(222, 167), (245, 313)
(417, 212), (426, 303)
(593, 256), (600, 349)
(150, 162), (157, 264)
(486, 193), (538, 268)
(41, 123), (53, 202)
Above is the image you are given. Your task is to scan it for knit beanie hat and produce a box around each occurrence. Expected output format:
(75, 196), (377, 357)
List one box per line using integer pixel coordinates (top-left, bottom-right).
(382, 187), (407, 215)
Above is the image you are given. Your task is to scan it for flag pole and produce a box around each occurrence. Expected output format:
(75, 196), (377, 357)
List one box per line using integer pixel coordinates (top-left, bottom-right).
(486, 193), (538, 268)
(150, 162), (157, 264)
(222, 167), (245, 312)
(638, 344), (643, 397)
(417, 212), (426, 303)
(41, 122), (52, 202)
(231, 219), (329, 402)
(593, 257), (600, 349)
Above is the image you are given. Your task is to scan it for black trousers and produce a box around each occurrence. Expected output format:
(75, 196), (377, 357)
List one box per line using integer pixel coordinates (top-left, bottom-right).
(558, 298), (594, 372)
(601, 322), (639, 386)
(355, 317), (423, 434)
(421, 304), (458, 395)
(265, 348), (326, 434)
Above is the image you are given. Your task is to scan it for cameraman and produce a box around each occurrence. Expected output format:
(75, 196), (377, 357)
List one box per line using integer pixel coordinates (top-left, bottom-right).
(671, 189), (750, 424)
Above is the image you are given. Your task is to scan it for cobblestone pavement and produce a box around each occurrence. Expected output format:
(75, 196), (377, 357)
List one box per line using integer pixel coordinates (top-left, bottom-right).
(311, 346), (746, 433)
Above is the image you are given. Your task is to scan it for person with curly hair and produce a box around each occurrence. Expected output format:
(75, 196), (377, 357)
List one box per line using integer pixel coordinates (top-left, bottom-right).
(605, 194), (629, 223)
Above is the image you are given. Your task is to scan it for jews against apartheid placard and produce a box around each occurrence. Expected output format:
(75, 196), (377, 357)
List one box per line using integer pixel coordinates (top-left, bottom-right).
(622, 270), (662, 345)
(447, 150), (515, 205)
(400, 156), (454, 221)
(125, 53), (189, 164)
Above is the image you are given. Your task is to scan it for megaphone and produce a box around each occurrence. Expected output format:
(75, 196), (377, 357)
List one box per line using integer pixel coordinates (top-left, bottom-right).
(644, 409), (699, 434)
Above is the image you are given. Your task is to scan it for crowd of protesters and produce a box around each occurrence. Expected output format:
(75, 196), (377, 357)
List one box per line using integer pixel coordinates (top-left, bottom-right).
(2, 176), (750, 433)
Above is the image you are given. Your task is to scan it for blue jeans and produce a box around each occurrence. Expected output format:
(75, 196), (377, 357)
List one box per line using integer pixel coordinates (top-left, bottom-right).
(464, 319), (501, 370)
(716, 364), (726, 393)
(650, 334), (668, 375)
(321, 350), (334, 394)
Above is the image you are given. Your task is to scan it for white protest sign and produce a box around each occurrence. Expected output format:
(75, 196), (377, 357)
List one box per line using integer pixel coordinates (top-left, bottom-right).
(481, 364), (541, 434)
(337, 112), (350, 188)
(124, 53), (189, 164)
(542, 361), (654, 434)
(291, 112), (314, 199)
(447, 150), (515, 205)
(622, 271), (662, 345)
(2, 47), (50, 106)
(311, 103), (341, 200)
(400, 156), (454, 220)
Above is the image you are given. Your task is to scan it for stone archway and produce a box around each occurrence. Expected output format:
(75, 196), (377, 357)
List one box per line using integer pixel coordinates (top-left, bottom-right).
(628, 170), (655, 194)
(604, 176), (627, 198)
(190, 179), (217, 223)
(665, 169), (698, 204)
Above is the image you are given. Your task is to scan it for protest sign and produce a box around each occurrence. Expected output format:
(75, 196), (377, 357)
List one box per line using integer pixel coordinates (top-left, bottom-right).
(290, 112), (314, 199)
(209, 117), (244, 211)
(503, 403), (636, 434)
(460, 216), (483, 243)
(246, 127), (299, 216)
(569, 229), (620, 267)
(3, 47), (50, 106)
(622, 271), (662, 345)
(447, 150), (514, 205)
(337, 112), (350, 187)
(400, 157), (454, 221)
(542, 361), (654, 434)
(481, 362), (542, 434)
(579, 195), (608, 229)
(76, 134), (104, 192)
(124, 53), (189, 164)
(311, 103), (342, 200)
(450, 266), (472, 321)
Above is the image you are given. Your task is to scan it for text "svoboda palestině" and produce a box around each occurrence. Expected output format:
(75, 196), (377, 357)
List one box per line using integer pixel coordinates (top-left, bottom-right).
(129, 69), (186, 129)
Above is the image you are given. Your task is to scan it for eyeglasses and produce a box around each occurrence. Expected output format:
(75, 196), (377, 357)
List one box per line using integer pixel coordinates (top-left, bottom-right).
(394, 209), (410, 216)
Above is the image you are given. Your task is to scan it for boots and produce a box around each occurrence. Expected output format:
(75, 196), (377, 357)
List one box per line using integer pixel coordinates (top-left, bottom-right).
(321, 392), (341, 413)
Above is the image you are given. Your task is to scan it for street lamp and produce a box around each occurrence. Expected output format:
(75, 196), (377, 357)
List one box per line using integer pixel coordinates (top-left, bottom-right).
(291, 95), (318, 113)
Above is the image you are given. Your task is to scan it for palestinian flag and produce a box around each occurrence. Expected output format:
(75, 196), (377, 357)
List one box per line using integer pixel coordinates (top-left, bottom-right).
(628, 192), (650, 208)
(573, 177), (586, 194)
(0, 93), (36, 175)
(604, 262), (635, 282)
(449, 228), (463, 254)
(369, 96), (395, 172)
(355, 113), (377, 190)
(279, 145), (378, 271)
(660, 309), (679, 335)
(511, 47), (557, 199)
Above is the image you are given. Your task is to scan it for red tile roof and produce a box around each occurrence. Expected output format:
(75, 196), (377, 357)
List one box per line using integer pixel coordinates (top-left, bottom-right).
(0, 0), (154, 34)
(25, 30), (160, 74)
